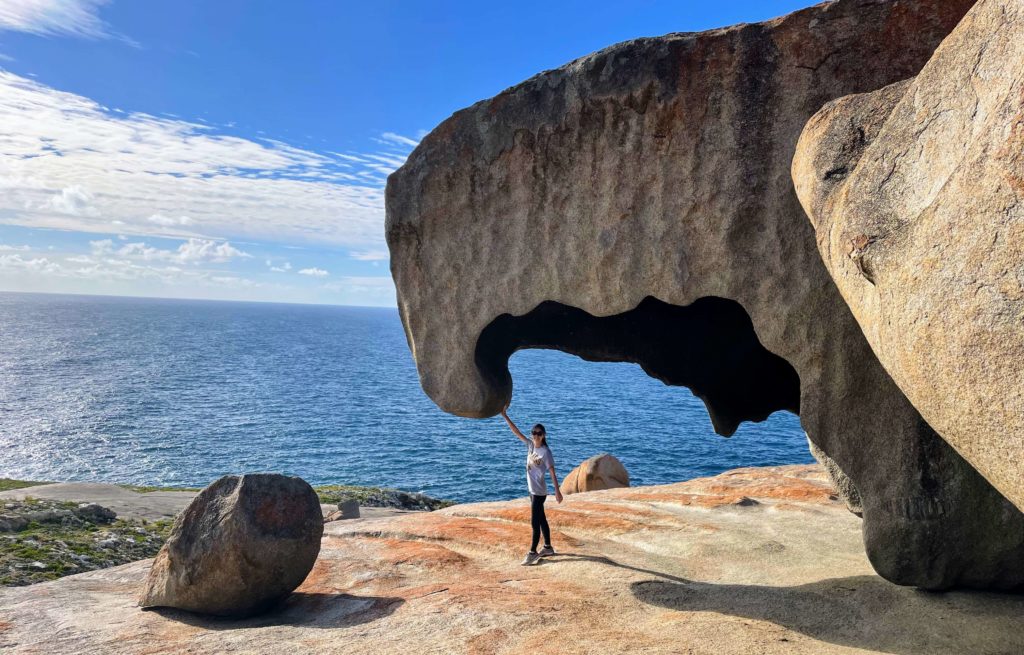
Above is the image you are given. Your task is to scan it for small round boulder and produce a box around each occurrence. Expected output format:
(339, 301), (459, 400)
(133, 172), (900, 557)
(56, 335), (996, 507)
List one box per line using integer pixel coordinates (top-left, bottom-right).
(560, 453), (630, 495)
(139, 473), (324, 617)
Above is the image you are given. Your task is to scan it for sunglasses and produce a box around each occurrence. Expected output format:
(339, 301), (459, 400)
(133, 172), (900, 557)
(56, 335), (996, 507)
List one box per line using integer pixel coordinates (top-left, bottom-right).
(531, 431), (543, 436)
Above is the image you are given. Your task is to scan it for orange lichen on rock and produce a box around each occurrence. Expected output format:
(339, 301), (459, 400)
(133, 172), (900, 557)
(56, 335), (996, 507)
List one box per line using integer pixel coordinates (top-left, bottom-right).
(373, 538), (470, 568)
(3, 465), (1024, 654)
(615, 465), (839, 508)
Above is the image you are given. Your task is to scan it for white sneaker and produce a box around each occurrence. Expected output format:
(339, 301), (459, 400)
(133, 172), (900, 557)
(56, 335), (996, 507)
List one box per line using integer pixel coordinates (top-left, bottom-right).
(538, 545), (556, 557)
(521, 551), (540, 566)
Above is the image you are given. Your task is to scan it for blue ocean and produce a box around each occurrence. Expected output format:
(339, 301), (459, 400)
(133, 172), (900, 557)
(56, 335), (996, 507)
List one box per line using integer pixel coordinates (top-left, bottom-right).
(0, 292), (812, 503)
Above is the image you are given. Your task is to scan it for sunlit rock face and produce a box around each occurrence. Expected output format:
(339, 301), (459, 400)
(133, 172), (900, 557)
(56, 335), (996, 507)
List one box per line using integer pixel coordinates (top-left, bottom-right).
(386, 0), (1024, 590)
(793, 0), (1024, 513)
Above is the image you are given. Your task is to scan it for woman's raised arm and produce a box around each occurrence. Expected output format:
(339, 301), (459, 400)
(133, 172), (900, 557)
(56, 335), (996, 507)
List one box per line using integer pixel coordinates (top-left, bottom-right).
(500, 405), (529, 443)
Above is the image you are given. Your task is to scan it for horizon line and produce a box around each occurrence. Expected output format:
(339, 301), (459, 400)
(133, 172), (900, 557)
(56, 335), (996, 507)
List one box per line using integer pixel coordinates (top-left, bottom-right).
(0, 288), (399, 310)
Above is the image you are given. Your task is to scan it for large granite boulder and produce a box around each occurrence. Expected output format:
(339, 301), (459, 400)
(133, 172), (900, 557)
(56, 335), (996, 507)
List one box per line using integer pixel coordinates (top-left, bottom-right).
(387, 0), (1024, 590)
(139, 474), (324, 617)
(792, 0), (1024, 512)
(560, 453), (630, 495)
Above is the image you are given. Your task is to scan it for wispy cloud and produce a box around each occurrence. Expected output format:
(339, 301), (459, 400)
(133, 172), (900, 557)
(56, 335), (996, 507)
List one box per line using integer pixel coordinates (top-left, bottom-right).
(0, 0), (112, 39)
(349, 249), (389, 261)
(298, 267), (329, 277)
(0, 71), (416, 251)
(321, 275), (396, 302)
(146, 213), (193, 227)
(379, 132), (419, 148)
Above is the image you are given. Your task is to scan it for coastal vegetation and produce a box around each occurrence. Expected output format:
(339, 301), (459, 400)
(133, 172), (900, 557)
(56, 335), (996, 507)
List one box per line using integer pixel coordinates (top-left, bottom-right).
(1, 479), (452, 587)
(314, 484), (454, 510)
(0, 498), (170, 587)
(0, 479), (54, 492)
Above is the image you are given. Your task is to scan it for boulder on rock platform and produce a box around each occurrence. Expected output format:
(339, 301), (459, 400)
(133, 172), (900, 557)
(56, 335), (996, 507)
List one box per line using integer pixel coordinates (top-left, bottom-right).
(138, 473), (324, 617)
(561, 454), (630, 495)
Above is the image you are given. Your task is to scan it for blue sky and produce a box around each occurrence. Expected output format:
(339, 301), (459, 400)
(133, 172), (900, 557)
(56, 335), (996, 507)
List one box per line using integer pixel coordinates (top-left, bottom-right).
(0, 0), (812, 306)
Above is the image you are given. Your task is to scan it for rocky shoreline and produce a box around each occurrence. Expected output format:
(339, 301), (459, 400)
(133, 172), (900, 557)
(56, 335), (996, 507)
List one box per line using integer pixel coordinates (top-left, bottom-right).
(0, 480), (451, 588)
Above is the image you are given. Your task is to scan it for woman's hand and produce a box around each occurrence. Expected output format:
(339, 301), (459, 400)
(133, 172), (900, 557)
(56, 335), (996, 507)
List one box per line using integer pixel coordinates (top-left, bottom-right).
(555, 490), (564, 504)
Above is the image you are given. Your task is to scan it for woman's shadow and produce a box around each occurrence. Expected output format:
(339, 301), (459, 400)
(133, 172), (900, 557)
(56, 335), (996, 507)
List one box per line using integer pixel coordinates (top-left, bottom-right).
(547, 553), (1024, 655)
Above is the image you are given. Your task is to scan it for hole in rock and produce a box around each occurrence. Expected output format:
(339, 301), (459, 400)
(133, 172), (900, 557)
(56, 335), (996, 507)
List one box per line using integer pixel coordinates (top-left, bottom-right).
(475, 296), (800, 437)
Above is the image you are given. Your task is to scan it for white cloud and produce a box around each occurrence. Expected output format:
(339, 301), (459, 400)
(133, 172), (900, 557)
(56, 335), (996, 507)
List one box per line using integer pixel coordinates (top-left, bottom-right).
(0, 252), (60, 273)
(0, 247), (265, 290)
(0, 243), (31, 251)
(39, 184), (99, 216)
(89, 238), (113, 254)
(298, 267), (328, 277)
(267, 260), (291, 273)
(147, 213), (193, 227)
(0, 0), (111, 39)
(350, 248), (389, 261)
(88, 236), (249, 264)
(0, 71), (415, 250)
(175, 238), (248, 263)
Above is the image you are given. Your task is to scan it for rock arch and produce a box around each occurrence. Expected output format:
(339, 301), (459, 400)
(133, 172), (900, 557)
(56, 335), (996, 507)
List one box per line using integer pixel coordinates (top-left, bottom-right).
(476, 296), (799, 438)
(385, 0), (1024, 589)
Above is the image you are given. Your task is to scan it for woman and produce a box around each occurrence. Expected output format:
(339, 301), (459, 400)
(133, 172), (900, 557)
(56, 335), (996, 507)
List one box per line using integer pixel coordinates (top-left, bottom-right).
(501, 404), (563, 565)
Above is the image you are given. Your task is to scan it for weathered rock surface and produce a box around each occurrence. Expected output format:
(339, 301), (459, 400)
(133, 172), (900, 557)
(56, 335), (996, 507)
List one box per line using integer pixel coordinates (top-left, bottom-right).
(560, 453), (629, 495)
(325, 499), (361, 522)
(806, 436), (862, 516)
(386, 0), (1024, 590)
(138, 474), (324, 617)
(3, 465), (1024, 654)
(792, 0), (1024, 512)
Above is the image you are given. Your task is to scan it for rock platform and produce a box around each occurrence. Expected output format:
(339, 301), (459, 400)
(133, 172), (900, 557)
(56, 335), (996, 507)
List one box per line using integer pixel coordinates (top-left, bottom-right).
(1, 465), (1021, 654)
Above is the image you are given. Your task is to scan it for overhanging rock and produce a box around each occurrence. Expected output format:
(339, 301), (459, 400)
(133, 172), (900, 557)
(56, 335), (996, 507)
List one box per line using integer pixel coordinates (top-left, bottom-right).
(386, 0), (1024, 590)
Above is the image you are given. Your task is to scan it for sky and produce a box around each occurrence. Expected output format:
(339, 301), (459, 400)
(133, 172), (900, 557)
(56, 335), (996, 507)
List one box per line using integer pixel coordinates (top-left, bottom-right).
(0, 0), (813, 306)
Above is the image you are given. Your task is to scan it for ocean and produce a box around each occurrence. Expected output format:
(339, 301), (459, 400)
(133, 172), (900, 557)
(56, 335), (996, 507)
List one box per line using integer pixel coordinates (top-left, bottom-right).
(0, 292), (812, 503)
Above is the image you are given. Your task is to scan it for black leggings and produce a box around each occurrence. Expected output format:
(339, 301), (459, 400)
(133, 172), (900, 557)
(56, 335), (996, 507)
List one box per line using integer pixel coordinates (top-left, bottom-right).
(530, 494), (551, 552)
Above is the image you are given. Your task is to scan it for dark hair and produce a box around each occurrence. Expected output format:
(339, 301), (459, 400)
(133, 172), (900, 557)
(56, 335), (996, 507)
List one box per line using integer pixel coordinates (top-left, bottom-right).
(531, 423), (547, 446)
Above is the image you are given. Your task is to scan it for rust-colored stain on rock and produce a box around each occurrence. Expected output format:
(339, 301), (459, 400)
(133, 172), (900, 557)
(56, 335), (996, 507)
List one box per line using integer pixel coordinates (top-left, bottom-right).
(4, 465), (1024, 654)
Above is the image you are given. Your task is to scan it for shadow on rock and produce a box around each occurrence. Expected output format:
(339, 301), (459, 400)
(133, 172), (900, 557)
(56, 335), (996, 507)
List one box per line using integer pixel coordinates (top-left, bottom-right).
(542, 553), (1024, 653)
(628, 574), (1024, 655)
(147, 592), (403, 630)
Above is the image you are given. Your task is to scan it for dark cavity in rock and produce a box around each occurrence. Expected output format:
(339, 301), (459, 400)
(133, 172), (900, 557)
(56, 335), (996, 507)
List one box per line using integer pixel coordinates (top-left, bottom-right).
(475, 296), (799, 437)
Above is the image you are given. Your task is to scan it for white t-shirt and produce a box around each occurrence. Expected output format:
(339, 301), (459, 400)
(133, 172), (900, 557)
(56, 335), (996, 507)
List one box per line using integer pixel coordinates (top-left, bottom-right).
(526, 442), (554, 496)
